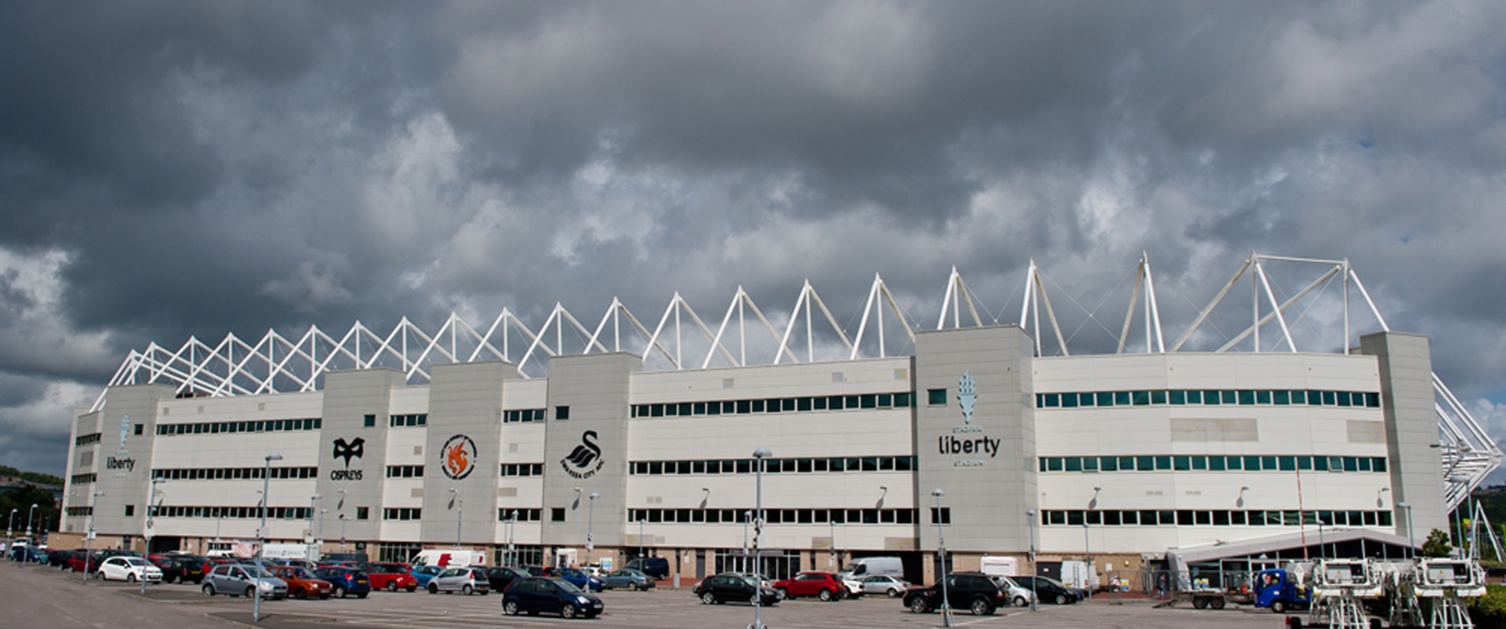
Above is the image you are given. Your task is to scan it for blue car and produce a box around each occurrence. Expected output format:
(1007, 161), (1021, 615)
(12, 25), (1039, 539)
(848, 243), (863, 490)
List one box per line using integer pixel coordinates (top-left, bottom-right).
(502, 577), (604, 619)
(412, 565), (442, 587)
(314, 567), (372, 599)
(555, 567), (605, 592)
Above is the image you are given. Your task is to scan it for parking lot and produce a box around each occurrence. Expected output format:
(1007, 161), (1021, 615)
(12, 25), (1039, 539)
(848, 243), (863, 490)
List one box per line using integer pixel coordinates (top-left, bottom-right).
(4, 559), (1290, 629)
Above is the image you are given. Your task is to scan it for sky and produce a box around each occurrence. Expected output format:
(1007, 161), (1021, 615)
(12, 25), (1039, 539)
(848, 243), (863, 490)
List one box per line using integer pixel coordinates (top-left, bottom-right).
(2, 1), (1506, 481)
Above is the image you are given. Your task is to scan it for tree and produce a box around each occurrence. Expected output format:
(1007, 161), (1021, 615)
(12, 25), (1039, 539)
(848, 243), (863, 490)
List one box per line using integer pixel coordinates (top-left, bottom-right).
(1422, 528), (1453, 558)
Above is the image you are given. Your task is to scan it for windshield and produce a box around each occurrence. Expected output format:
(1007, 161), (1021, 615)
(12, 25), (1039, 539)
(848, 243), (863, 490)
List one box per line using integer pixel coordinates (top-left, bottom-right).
(554, 578), (584, 593)
(244, 566), (274, 578)
(285, 568), (313, 579)
(1039, 576), (1067, 587)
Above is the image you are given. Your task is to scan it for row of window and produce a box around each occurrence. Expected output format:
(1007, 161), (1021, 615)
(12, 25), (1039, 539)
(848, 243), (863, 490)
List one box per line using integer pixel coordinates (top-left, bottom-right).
(502, 463), (545, 477)
(390, 414), (428, 427)
(504, 409), (547, 423)
(386, 465), (424, 478)
(65, 507), (92, 517)
(1035, 389), (1380, 410)
(151, 467), (319, 481)
(632, 392), (914, 419)
(75, 433), (102, 446)
(156, 418), (323, 436)
(1040, 455), (1389, 474)
(630, 456), (916, 476)
(626, 508), (922, 525)
(1041, 509), (1395, 528)
(383, 508), (422, 521)
(497, 508), (544, 522)
(155, 506), (320, 520)
(70, 473), (97, 485)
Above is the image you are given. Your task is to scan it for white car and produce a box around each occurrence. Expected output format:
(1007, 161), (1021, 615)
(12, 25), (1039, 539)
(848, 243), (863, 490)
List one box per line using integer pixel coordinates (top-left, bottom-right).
(992, 575), (1037, 607)
(96, 556), (163, 583)
(856, 575), (911, 598)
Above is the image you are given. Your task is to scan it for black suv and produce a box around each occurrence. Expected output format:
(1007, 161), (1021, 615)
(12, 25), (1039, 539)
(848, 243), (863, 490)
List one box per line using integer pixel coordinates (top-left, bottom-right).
(903, 572), (1009, 616)
(693, 573), (781, 606)
(1011, 575), (1082, 605)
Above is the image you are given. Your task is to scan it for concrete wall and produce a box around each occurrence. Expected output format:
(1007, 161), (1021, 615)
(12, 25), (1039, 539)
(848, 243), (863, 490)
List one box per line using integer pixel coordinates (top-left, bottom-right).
(1360, 331), (1445, 540)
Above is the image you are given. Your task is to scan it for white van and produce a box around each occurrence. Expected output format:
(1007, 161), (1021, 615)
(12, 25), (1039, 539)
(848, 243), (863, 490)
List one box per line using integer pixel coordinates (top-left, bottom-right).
(839, 556), (904, 580)
(410, 549), (487, 568)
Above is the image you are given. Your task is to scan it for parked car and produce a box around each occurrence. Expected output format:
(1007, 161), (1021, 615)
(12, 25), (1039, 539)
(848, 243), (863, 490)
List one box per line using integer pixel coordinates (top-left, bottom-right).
(66, 550), (103, 574)
(411, 565), (442, 587)
(522, 565), (554, 577)
(96, 556), (163, 583)
(693, 573), (781, 606)
(202, 564), (288, 599)
(366, 563), (419, 592)
(1011, 575), (1082, 605)
(772, 571), (848, 601)
(501, 577), (604, 619)
(602, 568), (655, 591)
(46, 549), (77, 570)
(554, 567), (604, 592)
(485, 566), (530, 593)
(724, 572), (775, 590)
(428, 566), (489, 595)
(625, 557), (670, 579)
(857, 575), (911, 598)
(268, 565), (333, 599)
(990, 575), (1037, 607)
(167, 554), (210, 584)
(314, 567), (372, 599)
(903, 572), (1009, 616)
(146, 555), (185, 584)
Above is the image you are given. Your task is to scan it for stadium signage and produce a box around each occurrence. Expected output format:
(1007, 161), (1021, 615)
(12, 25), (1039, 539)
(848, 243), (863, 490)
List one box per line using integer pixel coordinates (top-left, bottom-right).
(330, 437), (365, 481)
(940, 371), (998, 467)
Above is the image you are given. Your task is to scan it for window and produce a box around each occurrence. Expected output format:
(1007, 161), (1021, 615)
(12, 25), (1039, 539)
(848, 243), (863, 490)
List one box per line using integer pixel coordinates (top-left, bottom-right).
(555, 406), (570, 420)
(363, 414), (376, 428)
(928, 389), (947, 406)
(125, 505), (135, 516)
(551, 508), (566, 523)
(356, 507), (369, 520)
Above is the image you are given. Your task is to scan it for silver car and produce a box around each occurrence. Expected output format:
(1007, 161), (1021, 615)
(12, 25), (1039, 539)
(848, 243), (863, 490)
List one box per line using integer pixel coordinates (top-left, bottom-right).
(991, 575), (1037, 607)
(427, 566), (489, 595)
(202, 564), (289, 599)
(857, 575), (911, 598)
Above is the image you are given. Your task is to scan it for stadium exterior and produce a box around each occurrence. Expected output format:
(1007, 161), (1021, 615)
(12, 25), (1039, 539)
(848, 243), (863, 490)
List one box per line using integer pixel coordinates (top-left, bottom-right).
(60, 254), (1502, 585)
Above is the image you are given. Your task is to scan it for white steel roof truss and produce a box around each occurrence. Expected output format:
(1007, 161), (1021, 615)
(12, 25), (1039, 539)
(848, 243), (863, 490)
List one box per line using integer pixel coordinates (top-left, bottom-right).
(849, 274), (917, 360)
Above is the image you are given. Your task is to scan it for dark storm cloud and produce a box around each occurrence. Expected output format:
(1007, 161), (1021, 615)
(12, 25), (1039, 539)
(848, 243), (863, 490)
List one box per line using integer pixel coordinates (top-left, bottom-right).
(2, 1), (1506, 479)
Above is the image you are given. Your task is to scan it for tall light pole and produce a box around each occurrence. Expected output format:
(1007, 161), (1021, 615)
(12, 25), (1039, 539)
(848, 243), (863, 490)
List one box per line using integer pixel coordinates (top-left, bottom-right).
(339, 514), (348, 551)
(7, 507), (15, 539)
(933, 489), (952, 628)
(639, 517), (646, 564)
(142, 478), (164, 595)
(829, 519), (837, 569)
(26, 503), (38, 539)
(448, 488), (462, 549)
(254, 452), (282, 623)
(318, 509), (327, 548)
(742, 510), (751, 574)
(1398, 502), (1415, 560)
(751, 446), (771, 629)
(507, 509), (518, 567)
(586, 492), (599, 567)
(1026, 509), (1038, 611)
(84, 490), (103, 583)
(307, 494), (320, 544)
(1082, 522), (1091, 600)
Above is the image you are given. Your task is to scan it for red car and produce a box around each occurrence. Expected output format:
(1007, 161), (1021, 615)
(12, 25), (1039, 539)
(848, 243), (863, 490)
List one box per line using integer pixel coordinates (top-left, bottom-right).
(366, 563), (419, 592)
(67, 550), (103, 574)
(772, 571), (848, 601)
(268, 565), (334, 599)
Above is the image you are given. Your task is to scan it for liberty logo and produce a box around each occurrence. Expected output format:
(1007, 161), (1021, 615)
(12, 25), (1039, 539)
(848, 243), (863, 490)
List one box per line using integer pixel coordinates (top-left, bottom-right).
(560, 431), (604, 479)
(441, 434), (477, 480)
(958, 371), (976, 424)
(333, 437), (365, 467)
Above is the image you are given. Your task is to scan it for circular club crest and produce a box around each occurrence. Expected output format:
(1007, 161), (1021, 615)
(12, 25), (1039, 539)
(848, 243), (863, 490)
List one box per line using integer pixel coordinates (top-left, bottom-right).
(440, 434), (478, 480)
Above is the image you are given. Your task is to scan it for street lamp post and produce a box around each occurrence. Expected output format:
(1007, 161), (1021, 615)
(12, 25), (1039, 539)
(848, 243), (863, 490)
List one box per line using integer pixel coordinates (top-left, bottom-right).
(1026, 509), (1038, 611)
(318, 509), (327, 546)
(741, 511), (751, 574)
(1082, 522), (1091, 601)
(26, 503), (38, 539)
(254, 452), (283, 623)
(339, 514), (348, 551)
(448, 488), (462, 549)
(7, 507), (15, 540)
(933, 489), (952, 628)
(639, 518), (646, 565)
(142, 478), (164, 595)
(1398, 502), (1415, 560)
(507, 509), (518, 567)
(829, 520), (837, 569)
(586, 492), (599, 567)
(307, 494), (320, 545)
(752, 446), (771, 629)
(84, 490), (103, 583)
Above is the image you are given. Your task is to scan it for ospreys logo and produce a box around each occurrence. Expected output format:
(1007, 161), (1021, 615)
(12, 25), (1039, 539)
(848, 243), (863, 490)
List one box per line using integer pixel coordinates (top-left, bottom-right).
(330, 437), (366, 481)
(560, 431), (604, 479)
(441, 434), (477, 480)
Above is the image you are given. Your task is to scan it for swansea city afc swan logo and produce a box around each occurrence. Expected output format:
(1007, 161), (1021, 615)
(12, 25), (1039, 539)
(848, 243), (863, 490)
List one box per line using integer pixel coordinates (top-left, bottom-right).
(441, 434), (477, 480)
(560, 430), (604, 480)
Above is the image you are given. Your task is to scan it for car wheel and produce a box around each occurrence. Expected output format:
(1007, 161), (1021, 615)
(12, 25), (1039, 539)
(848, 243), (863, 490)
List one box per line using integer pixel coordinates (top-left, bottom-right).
(127, 573), (137, 583)
(971, 598), (994, 616)
(909, 597), (929, 613)
(1055, 594), (1068, 605)
(504, 600), (520, 616)
(1211, 597), (1226, 610)
(818, 588), (833, 602)
(428, 583), (438, 594)
(1272, 600), (1287, 614)
(202, 584), (216, 597)
(334, 585), (346, 598)
(776, 587), (788, 599)
(701, 591), (715, 605)
(561, 603), (577, 619)
(295, 588), (308, 600)
(462, 584), (473, 596)
(1193, 597), (1208, 610)
(889, 588), (904, 599)
(246, 586), (257, 599)
(1013, 595), (1027, 607)
(387, 581), (398, 592)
